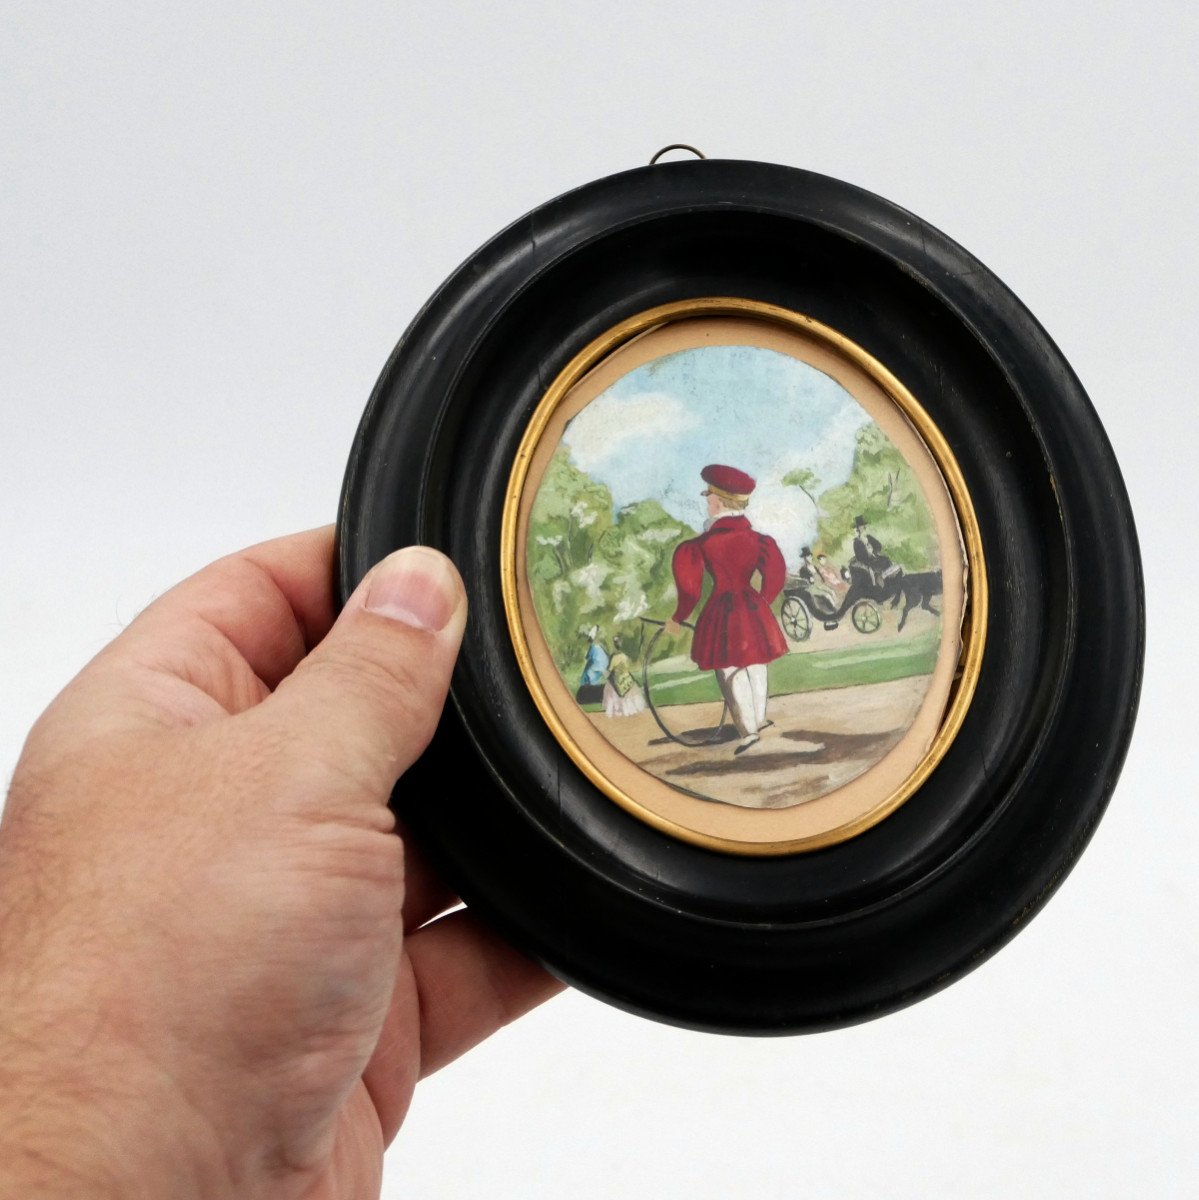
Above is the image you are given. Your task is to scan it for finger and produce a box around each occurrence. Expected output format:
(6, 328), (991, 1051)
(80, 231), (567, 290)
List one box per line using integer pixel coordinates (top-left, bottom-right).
(25, 528), (341, 745)
(362, 909), (564, 1144)
(105, 525), (338, 691)
(252, 545), (467, 801)
(397, 823), (459, 930)
(407, 909), (564, 1077)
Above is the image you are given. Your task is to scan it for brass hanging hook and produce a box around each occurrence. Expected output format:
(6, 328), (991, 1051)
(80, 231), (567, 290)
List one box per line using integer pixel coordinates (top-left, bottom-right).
(649, 143), (707, 165)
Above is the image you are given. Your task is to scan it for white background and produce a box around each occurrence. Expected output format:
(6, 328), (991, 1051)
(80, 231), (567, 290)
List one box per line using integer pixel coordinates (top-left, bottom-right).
(2, 3), (1196, 1197)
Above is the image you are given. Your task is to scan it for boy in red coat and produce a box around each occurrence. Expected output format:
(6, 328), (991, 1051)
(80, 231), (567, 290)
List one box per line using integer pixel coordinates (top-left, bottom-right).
(665, 464), (788, 754)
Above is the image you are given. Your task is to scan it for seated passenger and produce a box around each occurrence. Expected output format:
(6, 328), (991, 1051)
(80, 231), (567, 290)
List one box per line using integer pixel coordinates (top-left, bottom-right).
(797, 546), (838, 614)
(815, 553), (845, 592)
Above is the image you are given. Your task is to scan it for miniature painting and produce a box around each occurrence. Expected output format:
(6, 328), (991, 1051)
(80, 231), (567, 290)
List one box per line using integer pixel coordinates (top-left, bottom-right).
(512, 313), (971, 837)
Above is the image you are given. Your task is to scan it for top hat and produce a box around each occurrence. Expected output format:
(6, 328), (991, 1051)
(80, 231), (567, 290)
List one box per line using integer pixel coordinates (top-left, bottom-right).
(854, 515), (867, 529)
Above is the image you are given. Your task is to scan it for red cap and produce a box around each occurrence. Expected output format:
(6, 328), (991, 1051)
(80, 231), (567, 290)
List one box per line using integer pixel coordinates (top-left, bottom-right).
(701, 463), (756, 498)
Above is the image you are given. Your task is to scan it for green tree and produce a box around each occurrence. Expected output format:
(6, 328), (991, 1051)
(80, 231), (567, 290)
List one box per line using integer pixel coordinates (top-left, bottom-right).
(527, 448), (697, 678)
(527, 448), (615, 675)
(527, 448), (613, 581)
(781, 466), (820, 508)
(814, 424), (938, 570)
(596, 498), (695, 661)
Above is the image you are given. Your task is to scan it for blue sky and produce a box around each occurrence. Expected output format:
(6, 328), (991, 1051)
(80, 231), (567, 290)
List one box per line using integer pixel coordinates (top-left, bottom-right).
(560, 344), (872, 563)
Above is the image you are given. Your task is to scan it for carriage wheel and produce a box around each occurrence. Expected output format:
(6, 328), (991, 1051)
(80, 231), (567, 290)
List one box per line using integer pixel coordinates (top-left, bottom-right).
(851, 599), (881, 633)
(781, 595), (812, 642)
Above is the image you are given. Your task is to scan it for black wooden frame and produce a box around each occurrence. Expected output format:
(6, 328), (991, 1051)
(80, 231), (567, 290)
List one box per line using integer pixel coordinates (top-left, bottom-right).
(336, 159), (1143, 1034)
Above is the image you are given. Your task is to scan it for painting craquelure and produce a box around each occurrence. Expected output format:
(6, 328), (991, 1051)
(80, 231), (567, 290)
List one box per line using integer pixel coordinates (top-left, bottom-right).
(516, 316), (968, 838)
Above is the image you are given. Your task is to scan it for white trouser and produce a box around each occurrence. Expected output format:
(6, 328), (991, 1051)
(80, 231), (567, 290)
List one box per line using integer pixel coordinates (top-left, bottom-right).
(715, 664), (769, 739)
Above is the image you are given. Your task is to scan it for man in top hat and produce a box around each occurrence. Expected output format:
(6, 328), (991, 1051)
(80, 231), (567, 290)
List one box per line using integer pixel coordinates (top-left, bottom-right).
(665, 464), (787, 754)
(851, 514), (898, 586)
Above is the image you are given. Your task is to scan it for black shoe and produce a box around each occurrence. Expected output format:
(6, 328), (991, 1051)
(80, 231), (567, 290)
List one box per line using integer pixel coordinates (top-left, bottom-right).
(734, 735), (760, 756)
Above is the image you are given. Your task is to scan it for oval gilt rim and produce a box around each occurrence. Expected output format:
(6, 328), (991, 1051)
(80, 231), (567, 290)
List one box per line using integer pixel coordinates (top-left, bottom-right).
(500, 296), (989, 855)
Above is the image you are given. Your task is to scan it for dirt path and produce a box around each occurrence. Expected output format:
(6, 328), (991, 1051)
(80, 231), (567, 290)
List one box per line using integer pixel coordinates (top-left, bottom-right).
(587, 675), (929, 809)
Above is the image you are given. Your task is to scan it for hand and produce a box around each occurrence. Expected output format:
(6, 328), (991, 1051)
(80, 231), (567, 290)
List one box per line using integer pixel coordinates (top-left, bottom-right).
(664, 618), (682, 638)
(0, 527), (562, 1200)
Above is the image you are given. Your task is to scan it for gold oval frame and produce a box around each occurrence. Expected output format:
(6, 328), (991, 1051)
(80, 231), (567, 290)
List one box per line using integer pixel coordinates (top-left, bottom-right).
(501, 298), (988, 855)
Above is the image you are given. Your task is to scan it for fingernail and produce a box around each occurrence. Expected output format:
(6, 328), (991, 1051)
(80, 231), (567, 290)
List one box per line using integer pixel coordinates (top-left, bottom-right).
(363, 546), (462, 632)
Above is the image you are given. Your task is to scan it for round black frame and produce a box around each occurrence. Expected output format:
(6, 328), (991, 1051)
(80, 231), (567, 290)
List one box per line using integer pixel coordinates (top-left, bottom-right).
(337, 159), (1143, 1034)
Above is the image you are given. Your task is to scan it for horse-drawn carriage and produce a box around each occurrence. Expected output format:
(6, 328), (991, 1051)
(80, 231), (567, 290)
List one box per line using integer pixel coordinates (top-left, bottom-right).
(779, 565), (882, 641)
(780, 560), (943, 642)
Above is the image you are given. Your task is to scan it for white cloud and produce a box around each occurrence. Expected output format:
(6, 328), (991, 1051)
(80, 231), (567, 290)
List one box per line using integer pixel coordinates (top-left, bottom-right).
(563, 391), (697, 473)
(749, 404), (871, 566)
(750, 481), (818, 570)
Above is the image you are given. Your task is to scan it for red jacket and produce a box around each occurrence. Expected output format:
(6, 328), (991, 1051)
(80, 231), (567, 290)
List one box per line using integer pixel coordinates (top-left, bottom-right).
(671, 515), (788, 670)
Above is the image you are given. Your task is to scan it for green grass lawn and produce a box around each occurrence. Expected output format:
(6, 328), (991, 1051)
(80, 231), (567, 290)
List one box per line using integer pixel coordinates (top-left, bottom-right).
(579, 627), (941, 711)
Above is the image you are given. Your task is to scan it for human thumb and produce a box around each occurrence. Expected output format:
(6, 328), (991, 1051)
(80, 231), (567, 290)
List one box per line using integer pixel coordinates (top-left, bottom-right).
(255, 545), (467, 800)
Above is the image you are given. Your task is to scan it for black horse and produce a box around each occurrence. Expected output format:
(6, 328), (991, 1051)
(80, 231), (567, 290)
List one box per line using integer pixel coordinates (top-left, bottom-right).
(891, 569), (942, 630)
